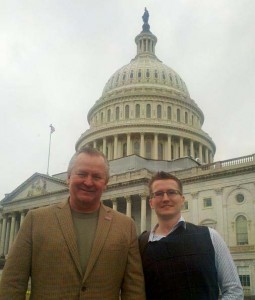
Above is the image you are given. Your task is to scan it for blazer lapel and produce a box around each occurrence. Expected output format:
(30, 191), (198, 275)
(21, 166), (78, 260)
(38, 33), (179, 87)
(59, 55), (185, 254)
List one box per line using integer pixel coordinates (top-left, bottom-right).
(55, 200), (82, 276)
(83, 204), (113, 281)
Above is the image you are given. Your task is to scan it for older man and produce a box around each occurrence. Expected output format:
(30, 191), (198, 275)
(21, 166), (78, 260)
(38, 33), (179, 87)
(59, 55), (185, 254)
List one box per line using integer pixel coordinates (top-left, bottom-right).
(0, 147), (145, 299)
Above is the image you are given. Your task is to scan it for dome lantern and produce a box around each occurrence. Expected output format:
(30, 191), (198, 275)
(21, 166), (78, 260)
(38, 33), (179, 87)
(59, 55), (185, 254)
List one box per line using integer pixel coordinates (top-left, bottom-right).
(135, 8), (158, 58)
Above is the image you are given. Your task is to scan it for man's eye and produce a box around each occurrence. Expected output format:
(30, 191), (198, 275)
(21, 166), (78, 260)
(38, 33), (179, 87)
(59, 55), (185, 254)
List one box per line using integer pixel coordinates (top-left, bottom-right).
(93, 175), (102, 180)
(167, 190), (176, 195)
(155, 192), (164, 197)
(77, 173), (86, 178)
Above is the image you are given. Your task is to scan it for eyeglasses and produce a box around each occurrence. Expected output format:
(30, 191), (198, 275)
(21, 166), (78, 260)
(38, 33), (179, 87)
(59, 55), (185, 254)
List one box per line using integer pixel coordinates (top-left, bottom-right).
(151, 189), (182, 199)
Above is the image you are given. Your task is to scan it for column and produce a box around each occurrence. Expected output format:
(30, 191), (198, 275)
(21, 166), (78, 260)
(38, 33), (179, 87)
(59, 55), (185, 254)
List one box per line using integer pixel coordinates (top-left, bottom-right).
(153, 134), (158, 159)
(108, 143), (113, 160)
(93, 140), (97, 148)
(126, 196), (132, 217)
(102, 137), (106, 155)
(205, 148), (209, 164)
(215, 188), (224, 239)
(191, 192), (199, 224)
(112, 199), (117, 211)
(0, 215), (7, 256)
(140, 133), (145, 157)
(0, 219), (2, 241)
(4, 217), (11, 255)
(114, 135), (118, 159)
(20, 211), (26, 226)
(209, 151), (213, 163)
(167, 135), (172, 160)
(127, 133), (131, 155)
(199, 143), (203, 162)
(190, 140), (194, 158)
(140, 194), (147, 233)
(8, 213), (16, 250)
(179, 137), (184, 158)
(174, 143), (179, 159)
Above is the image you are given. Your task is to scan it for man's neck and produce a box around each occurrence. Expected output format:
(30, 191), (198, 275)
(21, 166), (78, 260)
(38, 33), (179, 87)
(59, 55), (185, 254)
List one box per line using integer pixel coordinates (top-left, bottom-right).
(156, 215), (181, 235)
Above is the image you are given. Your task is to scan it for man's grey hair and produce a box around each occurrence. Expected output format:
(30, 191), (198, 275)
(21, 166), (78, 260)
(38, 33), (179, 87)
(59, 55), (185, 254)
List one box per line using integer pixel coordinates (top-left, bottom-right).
(67, 146), (110, 181)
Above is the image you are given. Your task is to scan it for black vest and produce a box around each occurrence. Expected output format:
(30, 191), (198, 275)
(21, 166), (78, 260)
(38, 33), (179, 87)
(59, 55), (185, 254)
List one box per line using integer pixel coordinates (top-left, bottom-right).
(141, 223), (219, 300)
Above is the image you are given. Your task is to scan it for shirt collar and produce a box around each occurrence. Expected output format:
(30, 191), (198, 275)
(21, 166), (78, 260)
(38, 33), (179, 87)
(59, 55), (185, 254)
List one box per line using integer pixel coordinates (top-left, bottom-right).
(149, 216), (186, 242)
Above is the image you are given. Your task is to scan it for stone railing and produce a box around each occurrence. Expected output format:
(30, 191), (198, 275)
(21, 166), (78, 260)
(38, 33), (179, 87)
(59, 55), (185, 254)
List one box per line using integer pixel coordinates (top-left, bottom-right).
(229, 244), (255, 253)
(200, 154), (255, 171)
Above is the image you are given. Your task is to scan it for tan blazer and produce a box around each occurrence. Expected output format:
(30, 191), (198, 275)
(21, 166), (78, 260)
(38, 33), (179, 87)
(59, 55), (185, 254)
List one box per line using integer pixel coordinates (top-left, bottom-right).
(0, 200), (145, 299)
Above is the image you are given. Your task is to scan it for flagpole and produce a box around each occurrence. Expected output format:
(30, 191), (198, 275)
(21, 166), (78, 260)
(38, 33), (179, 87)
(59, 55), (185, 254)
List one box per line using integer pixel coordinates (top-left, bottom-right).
(47, 124), (55, 175)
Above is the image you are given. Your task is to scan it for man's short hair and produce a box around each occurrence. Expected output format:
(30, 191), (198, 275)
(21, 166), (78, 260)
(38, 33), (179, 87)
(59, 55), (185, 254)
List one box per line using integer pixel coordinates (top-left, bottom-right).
(148, 171), (183, 194)
(67, 146), (110, 181)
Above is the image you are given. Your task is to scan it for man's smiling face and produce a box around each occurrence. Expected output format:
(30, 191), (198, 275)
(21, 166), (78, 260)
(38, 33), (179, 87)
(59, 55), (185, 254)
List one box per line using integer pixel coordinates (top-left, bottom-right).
(67, 153), (108, 212)
(149, 179), (185, 220)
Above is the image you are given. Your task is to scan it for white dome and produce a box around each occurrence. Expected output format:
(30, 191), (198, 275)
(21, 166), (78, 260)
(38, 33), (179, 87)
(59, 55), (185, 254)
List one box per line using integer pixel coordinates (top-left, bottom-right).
(102, 54), (190, 97)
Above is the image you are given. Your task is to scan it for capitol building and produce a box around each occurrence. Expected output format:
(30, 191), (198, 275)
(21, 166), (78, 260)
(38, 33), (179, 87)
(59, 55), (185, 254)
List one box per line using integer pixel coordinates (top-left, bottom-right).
(1, 10), (255, 298)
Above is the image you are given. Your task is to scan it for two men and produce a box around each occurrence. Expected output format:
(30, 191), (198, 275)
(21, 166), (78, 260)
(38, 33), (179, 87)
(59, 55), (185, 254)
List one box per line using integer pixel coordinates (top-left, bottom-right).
(0, 147), (145, 299)
(139, 171), (243, 300)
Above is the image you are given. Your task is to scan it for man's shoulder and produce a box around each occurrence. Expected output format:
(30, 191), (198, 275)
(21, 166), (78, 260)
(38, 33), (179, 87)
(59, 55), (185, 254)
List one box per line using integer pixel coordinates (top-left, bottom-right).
(186, 222), (209, 233)
(28, 199), (68, 216)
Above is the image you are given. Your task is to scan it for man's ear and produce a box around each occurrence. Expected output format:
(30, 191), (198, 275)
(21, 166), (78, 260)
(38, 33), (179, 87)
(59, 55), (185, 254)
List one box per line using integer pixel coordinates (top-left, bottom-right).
(149, 198), (154, 209)
(66, 176), (70, 186)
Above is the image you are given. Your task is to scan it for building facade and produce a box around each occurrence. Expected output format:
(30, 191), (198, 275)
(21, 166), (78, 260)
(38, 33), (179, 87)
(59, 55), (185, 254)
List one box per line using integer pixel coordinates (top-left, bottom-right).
(1, 11), (255, 297)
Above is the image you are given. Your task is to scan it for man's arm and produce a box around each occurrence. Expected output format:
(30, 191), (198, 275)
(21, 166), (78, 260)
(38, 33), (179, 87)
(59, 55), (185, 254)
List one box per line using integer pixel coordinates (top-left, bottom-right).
(0, 211), (32, 299)
(121, 220), (146, 300)
(209, 228), (244, 299)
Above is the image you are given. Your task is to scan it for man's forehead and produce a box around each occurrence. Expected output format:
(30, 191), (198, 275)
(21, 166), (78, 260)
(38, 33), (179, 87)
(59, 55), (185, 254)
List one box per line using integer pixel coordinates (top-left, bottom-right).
(153, 179), (178, 187)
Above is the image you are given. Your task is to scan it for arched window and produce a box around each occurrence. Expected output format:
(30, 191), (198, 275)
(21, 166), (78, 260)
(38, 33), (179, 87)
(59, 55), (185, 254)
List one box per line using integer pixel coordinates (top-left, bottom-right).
(107, 109), (111, 122)
(154, 70), (158, 79)
(116, 107), (120, 121)
(158, 143), (163, 160)
(134, 141), (140, 155)
(236, 215), (248, 245)
(123, 143), (127, 157)
(145, 141), (152, 159)
(146, 69), (150, 78)
(167, 106), (172, 120)
(146, 104), (151, 118)
(125, 105), (129, 119)
(177, 109), (181, 122)
(157, 105), (162, 119)
(130, 70), (134, 79)
(192, 115), (194, 125)
(138, 69), (142, 78)
(101, 112), (104, 123)
(135, 104), (140, 118)
(116, 74), (120, 85)
(185, 112), (188, 124)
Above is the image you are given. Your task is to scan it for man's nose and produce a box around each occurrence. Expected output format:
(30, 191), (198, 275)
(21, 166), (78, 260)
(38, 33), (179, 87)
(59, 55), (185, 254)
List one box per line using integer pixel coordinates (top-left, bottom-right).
(162, 192), (169, 200)
(83, 175), (93, 185)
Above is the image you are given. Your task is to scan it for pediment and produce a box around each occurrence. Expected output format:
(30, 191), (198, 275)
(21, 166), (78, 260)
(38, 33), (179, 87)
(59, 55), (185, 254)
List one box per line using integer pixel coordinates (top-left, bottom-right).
(2, 173), (68, 203)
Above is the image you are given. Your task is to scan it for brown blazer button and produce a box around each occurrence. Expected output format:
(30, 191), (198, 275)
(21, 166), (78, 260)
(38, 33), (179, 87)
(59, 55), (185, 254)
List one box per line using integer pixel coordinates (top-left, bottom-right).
(81, 286), (86, 292)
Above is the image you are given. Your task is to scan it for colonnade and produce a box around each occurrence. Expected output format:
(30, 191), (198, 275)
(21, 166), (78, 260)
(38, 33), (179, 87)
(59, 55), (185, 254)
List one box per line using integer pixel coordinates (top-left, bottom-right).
(0, 210), (26, 257)
(0, 195), (149, 257)
(86, 132), (213, 163)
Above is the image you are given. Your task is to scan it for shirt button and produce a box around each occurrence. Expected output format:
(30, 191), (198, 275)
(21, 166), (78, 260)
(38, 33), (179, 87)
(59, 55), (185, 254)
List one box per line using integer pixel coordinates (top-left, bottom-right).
(81, 286), (86, 292)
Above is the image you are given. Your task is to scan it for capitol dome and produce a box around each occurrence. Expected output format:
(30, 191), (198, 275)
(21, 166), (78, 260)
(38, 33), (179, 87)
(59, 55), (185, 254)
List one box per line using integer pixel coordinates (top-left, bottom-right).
(102, 43), (190, 98)
(76, 9), (216, 164)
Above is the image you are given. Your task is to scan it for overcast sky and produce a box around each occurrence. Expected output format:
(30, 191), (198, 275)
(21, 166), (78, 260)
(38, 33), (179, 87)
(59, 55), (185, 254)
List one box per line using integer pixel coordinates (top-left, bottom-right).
(1, 0), (255, 199)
